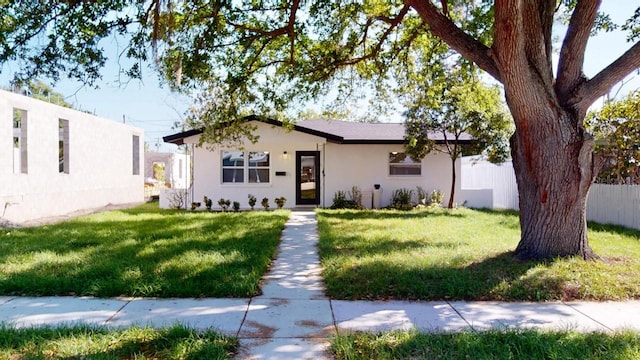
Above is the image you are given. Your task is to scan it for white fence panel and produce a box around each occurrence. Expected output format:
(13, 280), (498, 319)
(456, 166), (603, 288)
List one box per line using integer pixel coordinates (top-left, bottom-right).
(461, 157), (640, 230)
(461, 157), (519, 210)
(587, 184), (640, 230)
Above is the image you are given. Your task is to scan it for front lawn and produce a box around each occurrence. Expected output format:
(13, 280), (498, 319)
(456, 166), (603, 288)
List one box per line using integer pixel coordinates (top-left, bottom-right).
(317, 208), (640, 301)
(332, 330), (640, 360)
(0, 324), (236, 359)
(0, 203), (290, 298)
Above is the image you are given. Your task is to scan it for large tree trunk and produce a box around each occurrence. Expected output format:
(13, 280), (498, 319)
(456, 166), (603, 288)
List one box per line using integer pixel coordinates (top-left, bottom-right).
(410, 0), (640, 261)
(509, 103), (597, 260)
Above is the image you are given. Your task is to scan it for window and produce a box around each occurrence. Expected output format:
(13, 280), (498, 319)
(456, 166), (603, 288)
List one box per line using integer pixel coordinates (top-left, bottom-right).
(13, 109), (27, 174)
(132, 135), (140, 175)
(389, 152), (421, 176)
(59, 119), (70, 174)
(222, 150), (270, 183)
(248, 151), (270, 183)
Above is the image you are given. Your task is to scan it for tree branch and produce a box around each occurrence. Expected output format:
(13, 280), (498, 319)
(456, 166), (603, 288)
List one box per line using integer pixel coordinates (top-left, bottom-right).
(408, 0), (501, 81)
(556, 0), (601, 103)
(491, 0), (522, 80)
(576, 41), (640, 110)
(341, 4), (411, 66)
(227, 0), (300, 64)
(522, 0), (555, 88)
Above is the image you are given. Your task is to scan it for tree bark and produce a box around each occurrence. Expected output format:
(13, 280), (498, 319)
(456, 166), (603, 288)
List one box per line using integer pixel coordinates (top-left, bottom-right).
(407, 0), (640, 260)
(448, 156), (455, 209)
(508, 101), (597, 260)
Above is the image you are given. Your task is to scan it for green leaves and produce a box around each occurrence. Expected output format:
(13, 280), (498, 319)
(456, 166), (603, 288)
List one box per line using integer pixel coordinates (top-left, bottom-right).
(587, 91), (640, 184)
(402, 64), (513, 164)
(0, 1), (134, 85)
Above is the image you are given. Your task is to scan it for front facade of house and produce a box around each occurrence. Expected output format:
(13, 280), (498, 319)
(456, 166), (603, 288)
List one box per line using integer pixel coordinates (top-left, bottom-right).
(0, 89), (144, 224)
(163, 117), (468, 209)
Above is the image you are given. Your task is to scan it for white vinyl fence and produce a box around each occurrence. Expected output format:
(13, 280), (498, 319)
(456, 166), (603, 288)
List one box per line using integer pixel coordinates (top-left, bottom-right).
(460, 156), (640, 230)
(587, 184), (640, 230)
(460, 157), (519, 210)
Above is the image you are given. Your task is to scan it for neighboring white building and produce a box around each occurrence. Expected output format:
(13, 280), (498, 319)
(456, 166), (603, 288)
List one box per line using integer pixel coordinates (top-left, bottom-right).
(144, 151), (191, 198)
(162, 117), (471, 209)
(0, 89), (144, 224)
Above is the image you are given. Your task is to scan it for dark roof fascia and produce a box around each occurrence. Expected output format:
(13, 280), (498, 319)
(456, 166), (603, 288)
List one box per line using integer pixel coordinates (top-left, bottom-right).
(339, 139), (473, 145)
(163, 129), (204, 145)
(162, 115), (473, 145)
(162, 115), (345, 145)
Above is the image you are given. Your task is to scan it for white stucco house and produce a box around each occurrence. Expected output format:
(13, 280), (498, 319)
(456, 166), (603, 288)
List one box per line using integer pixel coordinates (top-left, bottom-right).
(144, 151), (192, 199)
(0, 89), (144, 224)
(162, 116), (471, 209)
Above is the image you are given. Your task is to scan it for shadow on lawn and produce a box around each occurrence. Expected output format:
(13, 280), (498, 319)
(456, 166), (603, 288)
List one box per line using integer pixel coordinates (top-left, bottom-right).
(0, 325), (236, 359)
(0, 208), (288, 298)
(324, 250), (568, 301)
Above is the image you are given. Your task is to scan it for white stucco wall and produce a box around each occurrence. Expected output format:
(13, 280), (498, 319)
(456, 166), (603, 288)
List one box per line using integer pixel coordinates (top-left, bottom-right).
(0, 89), (144, 223)
(179, 121), (326, 209)
(144, 151), (191, 189)
(323, 143), (459, 208)
(165, 120), (462, 210)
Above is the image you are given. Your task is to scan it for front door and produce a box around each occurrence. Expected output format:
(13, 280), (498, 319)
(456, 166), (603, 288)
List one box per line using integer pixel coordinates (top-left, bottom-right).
(296, 151), (320, 205)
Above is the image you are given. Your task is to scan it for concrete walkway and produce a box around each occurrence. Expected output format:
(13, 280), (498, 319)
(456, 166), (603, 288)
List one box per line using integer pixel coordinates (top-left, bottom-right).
(1, 211), (640, 359)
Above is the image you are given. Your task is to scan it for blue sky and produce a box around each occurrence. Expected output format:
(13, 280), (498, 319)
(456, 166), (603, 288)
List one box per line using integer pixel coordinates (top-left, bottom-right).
(1, 1), (638, 153)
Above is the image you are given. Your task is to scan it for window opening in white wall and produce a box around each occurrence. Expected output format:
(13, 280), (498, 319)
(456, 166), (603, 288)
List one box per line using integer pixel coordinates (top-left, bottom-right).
(222, 150), (270, 183)
(59, 119), (70, 173)
(152, 162), (166, 182)
(13, 109), (28, 174)
(132, 135), (140, 175)
(389, 152), (421, 176)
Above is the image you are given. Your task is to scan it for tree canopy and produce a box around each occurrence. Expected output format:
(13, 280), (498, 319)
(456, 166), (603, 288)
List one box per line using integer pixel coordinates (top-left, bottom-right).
(2, 1), (640, 260)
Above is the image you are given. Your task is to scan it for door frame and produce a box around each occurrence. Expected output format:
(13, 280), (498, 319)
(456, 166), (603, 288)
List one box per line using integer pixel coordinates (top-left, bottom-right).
(296, 151), (320, 205)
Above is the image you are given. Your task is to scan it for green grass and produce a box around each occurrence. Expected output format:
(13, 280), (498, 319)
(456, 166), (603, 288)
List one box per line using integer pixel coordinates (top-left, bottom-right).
(332, 330), (640, 360)
(0, 203), (290, 298)
(0, 324), (236, 359)
(317, 208), (640, 301)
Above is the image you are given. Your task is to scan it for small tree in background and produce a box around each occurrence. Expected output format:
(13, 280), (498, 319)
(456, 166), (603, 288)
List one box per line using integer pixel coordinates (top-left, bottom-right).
(587, 91), (640, 185)
(404, 67), (512, 208)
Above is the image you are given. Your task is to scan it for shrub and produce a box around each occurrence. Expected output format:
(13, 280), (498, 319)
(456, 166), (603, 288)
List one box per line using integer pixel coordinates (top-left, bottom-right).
(248, 194), (257, 210)
(416, 186), (428, 206)
(218, 198), (230, 211)
(275, 197), (287, 209)
(390, 188), (414, 210)
(331, 190), (360, 209)
(429, 189), (444, 207)
(233, 201), (240, 212)
(203, 196), (213, 210)
(348, 186), (364, 209)
(190, 202), (201, 211)
(261, 197), (270, 210)
(167, 189), (188, 210)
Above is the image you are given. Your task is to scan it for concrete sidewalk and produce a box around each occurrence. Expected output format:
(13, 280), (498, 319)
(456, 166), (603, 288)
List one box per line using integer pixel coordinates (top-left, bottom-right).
(1, 211), (639, 359)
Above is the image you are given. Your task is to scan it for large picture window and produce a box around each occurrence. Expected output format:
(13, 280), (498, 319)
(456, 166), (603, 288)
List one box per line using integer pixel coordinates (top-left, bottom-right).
(389, 152), (421, 176)
(222, 150), (270, 183)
